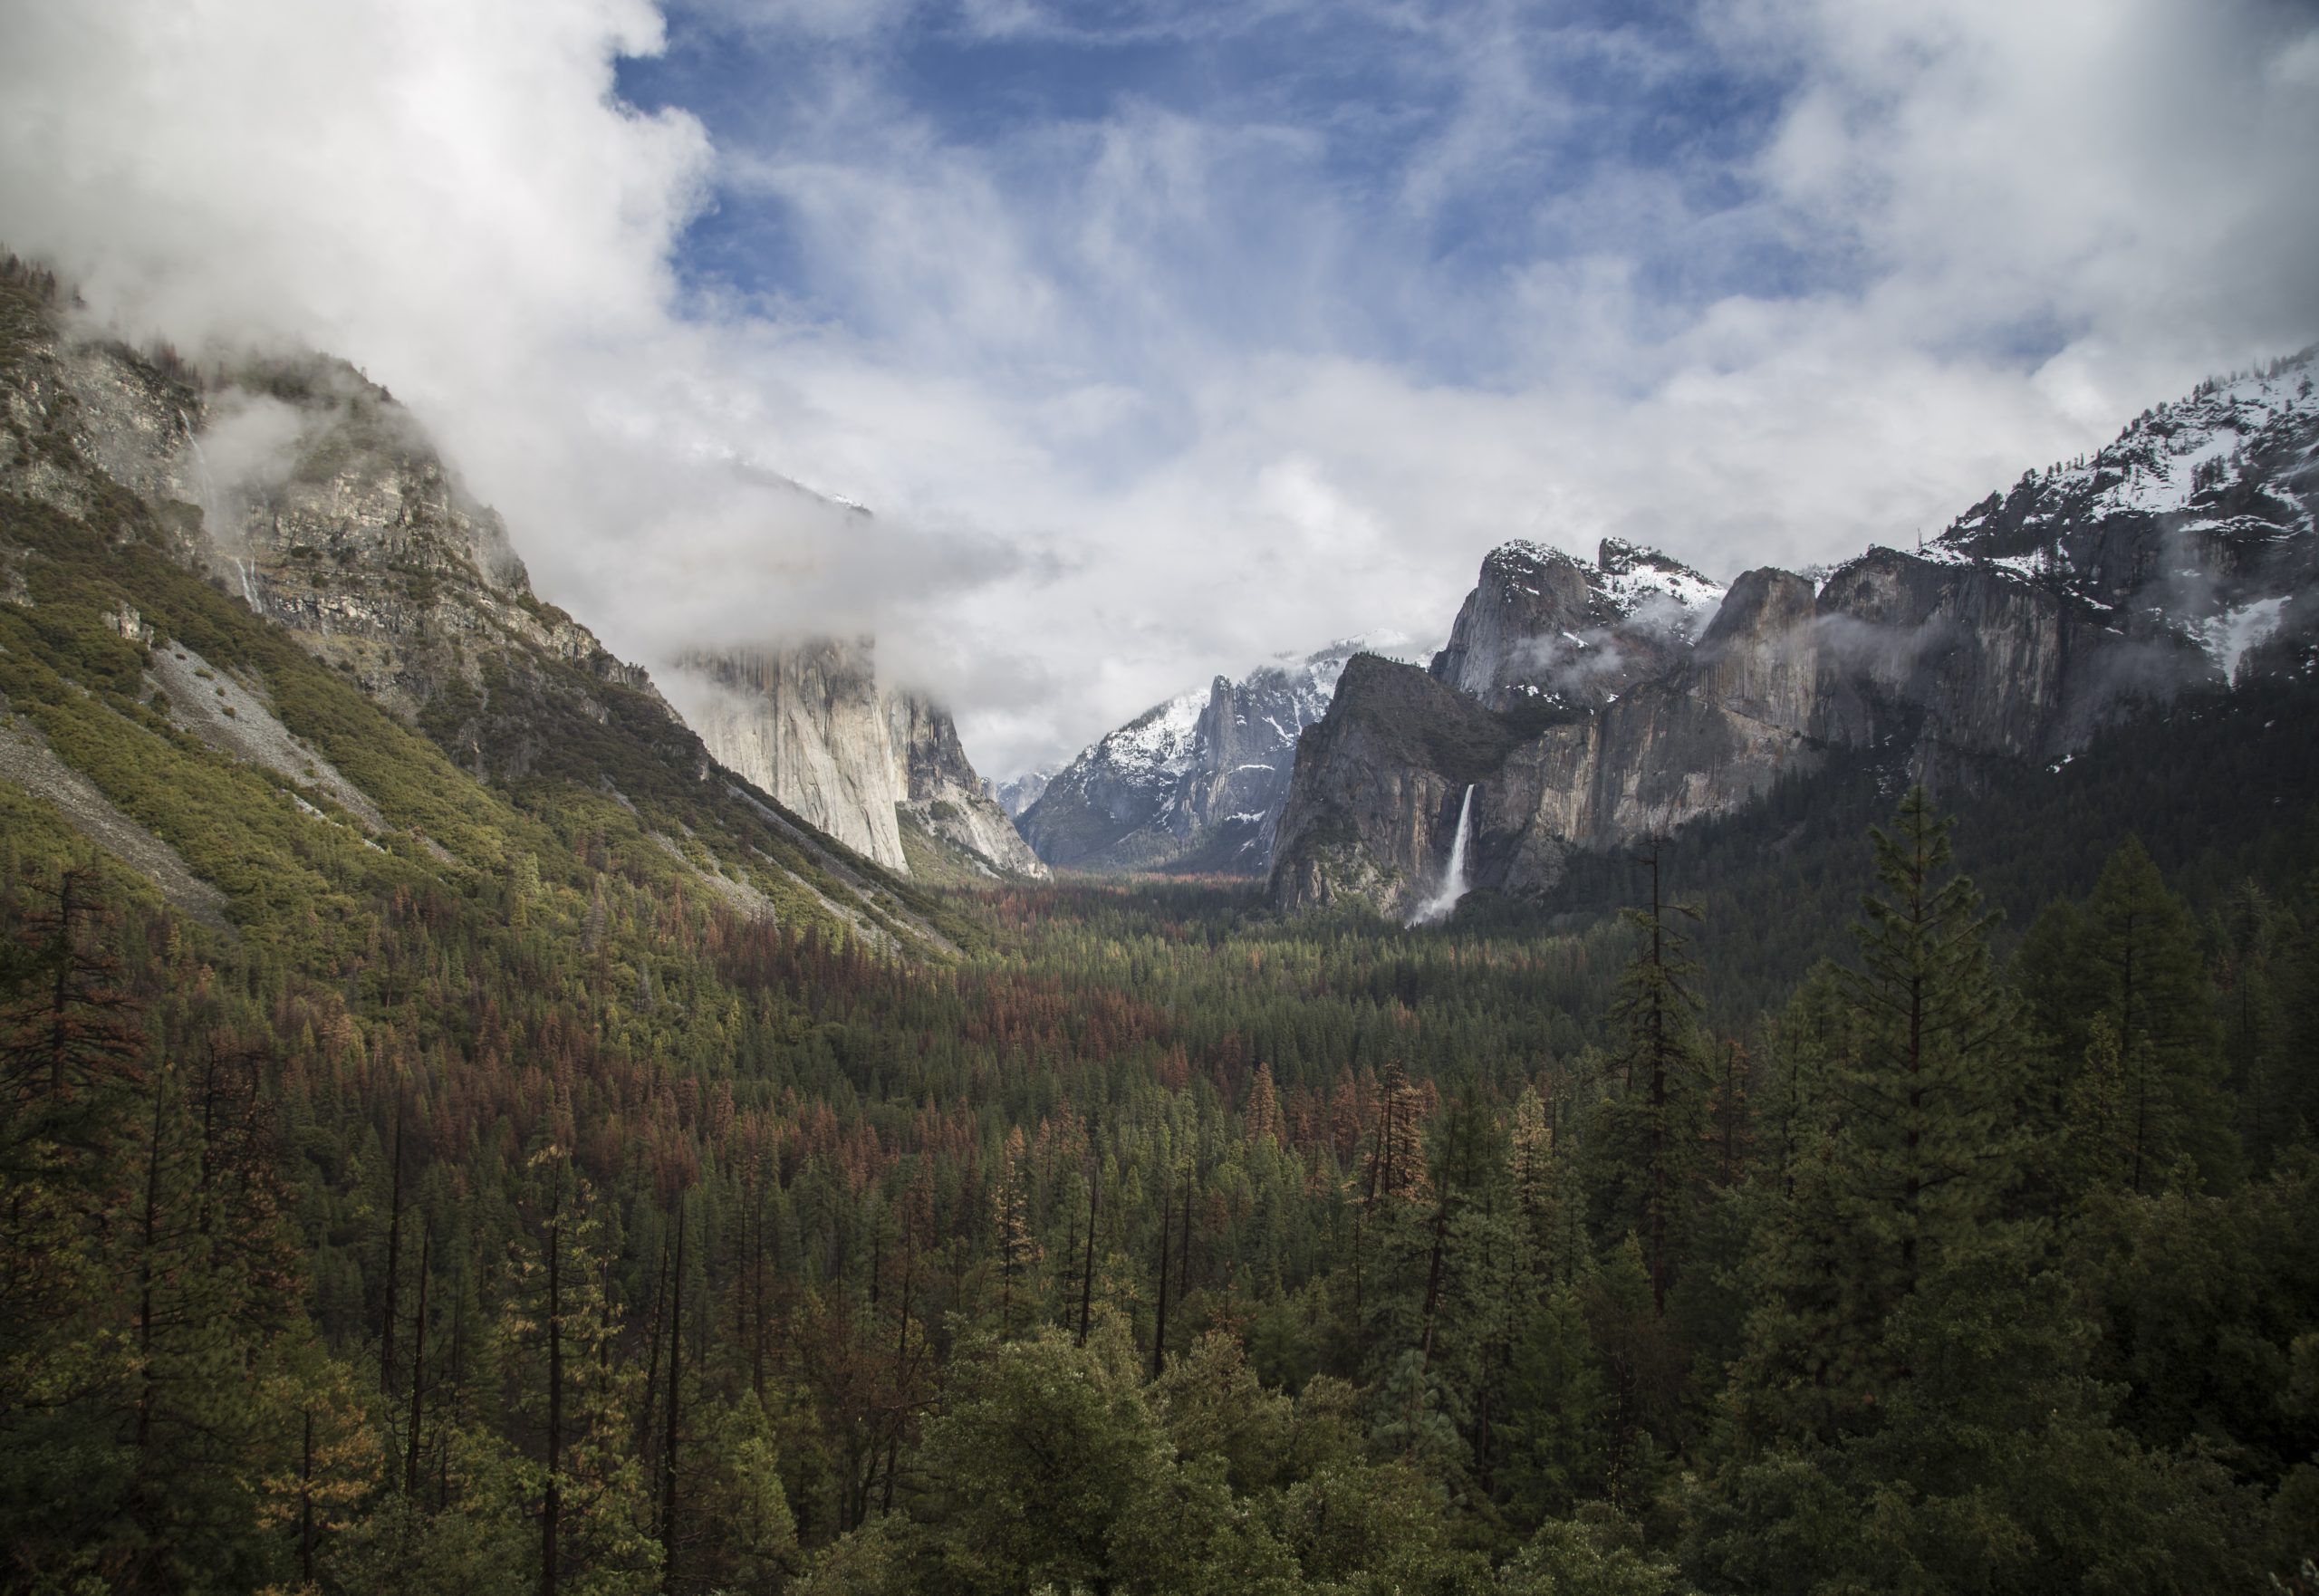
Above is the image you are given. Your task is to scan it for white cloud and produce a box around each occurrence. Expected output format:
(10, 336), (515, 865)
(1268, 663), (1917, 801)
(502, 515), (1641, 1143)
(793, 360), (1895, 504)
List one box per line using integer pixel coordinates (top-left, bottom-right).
(2, 0), (2314, 781)
(2274, 28), (2319, 88)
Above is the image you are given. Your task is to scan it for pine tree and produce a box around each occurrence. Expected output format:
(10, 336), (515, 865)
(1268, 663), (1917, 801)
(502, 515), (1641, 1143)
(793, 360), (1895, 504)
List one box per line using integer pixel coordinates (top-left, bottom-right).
(1585, 848), (1708, 1317)
(1729, 789), (2029, 1447)
(2079, 837), (2236, 1190)
(990, 1127), (1039, 1340)
(2212, 880), (2290, 1164)
(1833, 786), (2024, 1322)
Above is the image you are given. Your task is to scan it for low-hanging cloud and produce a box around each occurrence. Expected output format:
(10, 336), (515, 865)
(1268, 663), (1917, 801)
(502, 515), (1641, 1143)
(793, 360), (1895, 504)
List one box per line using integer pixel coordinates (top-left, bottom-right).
(2, 0), (2314, 778)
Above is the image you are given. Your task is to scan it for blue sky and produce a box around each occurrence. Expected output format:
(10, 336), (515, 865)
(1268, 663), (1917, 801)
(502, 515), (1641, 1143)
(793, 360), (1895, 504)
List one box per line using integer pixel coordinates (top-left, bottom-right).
(614, 0), (1828, 400)
(7, 0), (2319, 773)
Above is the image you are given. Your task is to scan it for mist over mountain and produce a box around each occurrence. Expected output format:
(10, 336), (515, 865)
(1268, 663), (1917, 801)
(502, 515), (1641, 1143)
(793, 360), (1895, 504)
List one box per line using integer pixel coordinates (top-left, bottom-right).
(0, 260), (1023, 943)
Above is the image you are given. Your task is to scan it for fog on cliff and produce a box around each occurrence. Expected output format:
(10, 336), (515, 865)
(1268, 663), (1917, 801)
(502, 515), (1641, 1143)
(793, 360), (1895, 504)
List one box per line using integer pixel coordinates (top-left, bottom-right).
(3, 0), (2316, 776)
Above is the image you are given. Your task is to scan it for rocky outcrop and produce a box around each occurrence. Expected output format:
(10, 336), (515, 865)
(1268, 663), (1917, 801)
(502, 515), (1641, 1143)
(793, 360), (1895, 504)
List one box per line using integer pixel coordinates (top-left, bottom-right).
(13, 301), (1034, 885)
(1019, 640), (1368, 875)
(1273, 350), (2319, 919)
(7, 317), (685, 784)
(1266, 654), (1529, 909)
(0, 263), (972, 952)
(668, 641), (1044, 880)
(886, 690), (1047, 878)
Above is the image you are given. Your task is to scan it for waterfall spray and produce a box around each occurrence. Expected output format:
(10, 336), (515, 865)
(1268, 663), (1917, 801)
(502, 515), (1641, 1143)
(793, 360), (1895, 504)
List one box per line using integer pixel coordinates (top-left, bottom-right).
(180, 409), (263, 615)
(1408, 784), (1477, 926)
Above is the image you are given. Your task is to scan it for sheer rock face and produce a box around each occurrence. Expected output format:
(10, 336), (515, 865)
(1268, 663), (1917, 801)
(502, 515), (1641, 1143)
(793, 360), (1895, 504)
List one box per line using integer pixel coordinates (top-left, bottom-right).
(1266, 654), (1523, 910)
(1017, 642), (1357, 876)
(1274, 350), (2319, 918)
(676, 642), (909, 871)
(669, 642), (1045, 880)
(1429, 537), (1725, 713)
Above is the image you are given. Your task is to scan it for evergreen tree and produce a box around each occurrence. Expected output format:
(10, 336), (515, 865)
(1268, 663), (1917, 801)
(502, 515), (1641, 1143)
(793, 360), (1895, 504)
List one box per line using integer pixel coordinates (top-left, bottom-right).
(2078, 837), (2236, 1191)
(1584, 851), (1708, 1319)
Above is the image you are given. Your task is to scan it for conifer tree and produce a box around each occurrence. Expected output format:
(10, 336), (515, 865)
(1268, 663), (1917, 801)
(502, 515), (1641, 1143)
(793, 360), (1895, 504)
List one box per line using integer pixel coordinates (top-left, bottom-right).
(1729, 789), (2030, 1446)
(2080, 837), (2236, 1189)
(1586, 848), (1708, 1317)
(991, 1127), (1038, 1339)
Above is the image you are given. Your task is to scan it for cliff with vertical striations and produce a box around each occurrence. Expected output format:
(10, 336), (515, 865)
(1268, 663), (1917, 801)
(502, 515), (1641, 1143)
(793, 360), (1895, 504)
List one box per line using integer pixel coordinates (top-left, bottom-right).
(668, 640), (1044, 880)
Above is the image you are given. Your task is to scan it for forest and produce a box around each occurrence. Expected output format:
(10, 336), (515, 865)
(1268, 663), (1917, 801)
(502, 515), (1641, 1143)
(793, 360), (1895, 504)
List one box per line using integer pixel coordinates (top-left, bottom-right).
(5, 715), (2318, 1593)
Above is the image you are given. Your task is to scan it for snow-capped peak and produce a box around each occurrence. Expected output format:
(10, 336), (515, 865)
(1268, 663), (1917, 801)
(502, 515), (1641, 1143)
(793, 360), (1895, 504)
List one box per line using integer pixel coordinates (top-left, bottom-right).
(1932, 345), (2319, 568)
(1594, 537), (1727, 620)
(1107, 689), (1208, 776)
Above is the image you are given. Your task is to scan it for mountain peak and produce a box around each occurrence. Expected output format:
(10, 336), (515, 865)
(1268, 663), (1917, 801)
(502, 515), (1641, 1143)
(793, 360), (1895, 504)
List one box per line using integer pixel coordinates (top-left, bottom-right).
(1430, 537), (1726, 710)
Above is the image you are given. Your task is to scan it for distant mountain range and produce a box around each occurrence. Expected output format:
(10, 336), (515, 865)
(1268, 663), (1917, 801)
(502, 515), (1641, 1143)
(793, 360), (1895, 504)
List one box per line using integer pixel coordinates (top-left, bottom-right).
(1015, 637), (1423, 875)
(1269, 347), (2319, 920)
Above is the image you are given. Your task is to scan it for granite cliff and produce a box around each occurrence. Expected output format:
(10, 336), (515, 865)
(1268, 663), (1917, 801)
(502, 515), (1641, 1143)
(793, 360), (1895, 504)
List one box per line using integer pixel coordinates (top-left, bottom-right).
(7, 328), (676, 781)
(1273, 350), (2319, 918)
(667, 641), (1044, 880)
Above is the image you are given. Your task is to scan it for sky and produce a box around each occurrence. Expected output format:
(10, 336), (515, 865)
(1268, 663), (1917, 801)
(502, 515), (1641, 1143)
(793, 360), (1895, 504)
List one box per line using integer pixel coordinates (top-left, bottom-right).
(4, 0), (2318, 777)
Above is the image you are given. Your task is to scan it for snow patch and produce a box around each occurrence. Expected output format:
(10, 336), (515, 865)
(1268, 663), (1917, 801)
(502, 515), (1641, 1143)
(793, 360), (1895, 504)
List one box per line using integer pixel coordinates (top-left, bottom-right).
(2198, 596), (2289, 683)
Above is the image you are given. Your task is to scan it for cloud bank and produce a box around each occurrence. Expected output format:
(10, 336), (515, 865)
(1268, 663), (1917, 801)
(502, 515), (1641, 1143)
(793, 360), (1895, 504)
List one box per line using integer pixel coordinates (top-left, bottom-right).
(3, 0), (2315, 775)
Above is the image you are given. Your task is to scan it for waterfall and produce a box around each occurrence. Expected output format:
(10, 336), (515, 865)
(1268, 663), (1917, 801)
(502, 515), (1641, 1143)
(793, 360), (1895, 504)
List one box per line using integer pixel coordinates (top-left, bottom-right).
(178, 410), (209, 475)
(182, 409), (261, 612)
(1408, 784), (1477, 926)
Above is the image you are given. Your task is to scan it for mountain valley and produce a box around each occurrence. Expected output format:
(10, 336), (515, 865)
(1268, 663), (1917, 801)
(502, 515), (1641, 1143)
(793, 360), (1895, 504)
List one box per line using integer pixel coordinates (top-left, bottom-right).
(3, 250), (2317, 1596)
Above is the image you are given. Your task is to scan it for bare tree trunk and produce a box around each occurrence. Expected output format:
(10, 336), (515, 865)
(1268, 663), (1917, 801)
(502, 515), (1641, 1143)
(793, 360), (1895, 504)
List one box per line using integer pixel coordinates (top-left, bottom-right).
(1077, 1149), (1101, 1348)
(442, 1287), (464, 1512)
(406, 1225), (431, 1497)
(1419, 1167), (1455, 1367)
(1150, 1166), (1172, 1380)
(1178, 1161), (1195, 1318)
(637, 1236), (669, 1460)
(662, 1202), (684, 1591)
(301, 1409), (314, 1586)
(136, 1068), (166, 1456)
(750, 1188), (768, 1403)
(542, 1178), (563, 1596)
(382, 1100), (405, 1395)
(881, 1227), (912, 1515)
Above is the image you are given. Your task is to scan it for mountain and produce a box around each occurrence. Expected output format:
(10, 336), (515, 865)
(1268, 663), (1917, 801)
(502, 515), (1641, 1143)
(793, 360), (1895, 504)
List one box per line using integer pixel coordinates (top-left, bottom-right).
(0, 257), (974, 954)
(1016, 639), (1389, 875)
(1272, 348), (2319, 919)
(1429, 536), (1726, 711)
(665, 643), (1044, 881)
(994, 767), (1054, 818)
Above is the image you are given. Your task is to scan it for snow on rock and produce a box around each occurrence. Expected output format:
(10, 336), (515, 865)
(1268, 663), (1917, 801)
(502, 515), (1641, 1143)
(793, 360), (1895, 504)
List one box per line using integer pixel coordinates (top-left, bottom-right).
(2199, 596), (2289, 682)
(1018, 636), (1420, 875)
